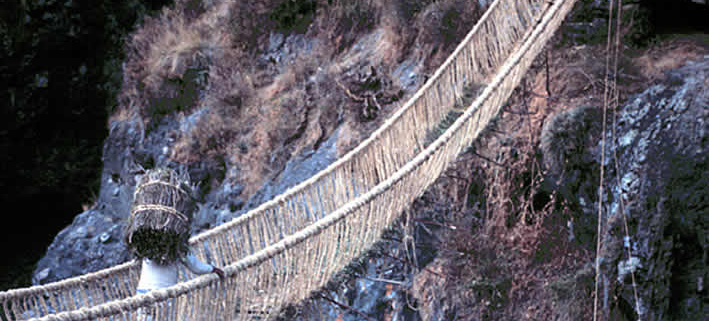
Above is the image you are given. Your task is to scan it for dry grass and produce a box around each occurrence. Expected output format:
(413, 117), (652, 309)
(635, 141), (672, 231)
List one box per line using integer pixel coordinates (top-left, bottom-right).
(634, 35), (709, 81)
(410, 0), (483, 70)
(414, 21), (709, 320)
(432, 79), (596, 321)
(112, 0), (485, 199)
(106, 0), (709, 318)
(116, 3), (228, 126)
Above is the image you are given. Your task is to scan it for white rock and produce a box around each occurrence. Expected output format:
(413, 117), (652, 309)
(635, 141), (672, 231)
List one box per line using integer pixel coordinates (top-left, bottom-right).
(619, 129), (637, 147)
(99, 232), (111, 244)
(35, 268), (50, 282)
(617, 256), (641, 283)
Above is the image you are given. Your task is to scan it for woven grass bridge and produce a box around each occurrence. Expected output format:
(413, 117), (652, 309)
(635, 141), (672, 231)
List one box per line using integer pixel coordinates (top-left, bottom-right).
(1, 0), (579, 319)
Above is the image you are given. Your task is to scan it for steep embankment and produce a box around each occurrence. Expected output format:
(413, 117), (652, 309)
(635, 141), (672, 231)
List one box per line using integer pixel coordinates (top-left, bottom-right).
(406, 1), (709, 319)
(17, 0), (708, 320)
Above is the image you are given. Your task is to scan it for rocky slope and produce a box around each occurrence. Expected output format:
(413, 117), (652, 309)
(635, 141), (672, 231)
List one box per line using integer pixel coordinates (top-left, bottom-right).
(29, 2), (483, 319)
(396, 46), (708, 321)
(595, 57), (709, 321)
(21, 0), (709, 320)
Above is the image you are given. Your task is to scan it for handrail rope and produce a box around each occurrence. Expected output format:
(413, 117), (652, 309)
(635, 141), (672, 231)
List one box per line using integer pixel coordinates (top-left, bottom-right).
(25, 0), (577, 319)
(2, 0), (560, 318)
(0, 0), (537, 305)
(0, 261), (137, 300)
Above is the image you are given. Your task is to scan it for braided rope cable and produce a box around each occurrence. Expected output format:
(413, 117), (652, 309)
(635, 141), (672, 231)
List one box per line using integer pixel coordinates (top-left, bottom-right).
(0, 261), (138, 302)
(1, 0), (539, 312)
(21, 0), (578, 319)
(12, 0), (536, 316)
(1, 0), (568, 318)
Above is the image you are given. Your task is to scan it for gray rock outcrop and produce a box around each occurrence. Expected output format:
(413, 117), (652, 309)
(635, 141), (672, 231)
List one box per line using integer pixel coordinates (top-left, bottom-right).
(31, 108), (339, 285)
(595, 57), (709, 321)
(32, 210), (130, 285)
(544, 57), (709, 321)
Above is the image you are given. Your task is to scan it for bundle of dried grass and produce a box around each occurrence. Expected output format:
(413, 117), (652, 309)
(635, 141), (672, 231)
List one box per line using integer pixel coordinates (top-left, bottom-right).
(124, 168), (196, 264)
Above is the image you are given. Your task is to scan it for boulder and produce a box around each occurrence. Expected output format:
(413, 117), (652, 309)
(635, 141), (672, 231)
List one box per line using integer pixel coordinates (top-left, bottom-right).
(32, 210), (129, 285)
(591, 58), (709, 320)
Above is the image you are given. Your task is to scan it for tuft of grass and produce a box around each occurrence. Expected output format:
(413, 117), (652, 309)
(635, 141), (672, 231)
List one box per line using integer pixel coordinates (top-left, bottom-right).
(118, 4), (226, 129)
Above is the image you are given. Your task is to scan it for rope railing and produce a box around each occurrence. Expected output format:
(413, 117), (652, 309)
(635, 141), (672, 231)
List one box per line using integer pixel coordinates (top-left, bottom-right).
(0, 0), (578, 319)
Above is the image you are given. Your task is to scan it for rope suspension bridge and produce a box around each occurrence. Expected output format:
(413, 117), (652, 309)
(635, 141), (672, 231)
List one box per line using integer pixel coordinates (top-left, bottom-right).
(1, 0), (579, 319)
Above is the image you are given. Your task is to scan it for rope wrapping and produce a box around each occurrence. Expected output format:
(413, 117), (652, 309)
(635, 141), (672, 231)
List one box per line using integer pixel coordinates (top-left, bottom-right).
(130, 205), (189, 223)
(0, 0), (580, 319)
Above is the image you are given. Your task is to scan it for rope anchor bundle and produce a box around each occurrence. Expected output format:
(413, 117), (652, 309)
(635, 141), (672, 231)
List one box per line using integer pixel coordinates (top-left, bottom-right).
(125, 168), (196, 265)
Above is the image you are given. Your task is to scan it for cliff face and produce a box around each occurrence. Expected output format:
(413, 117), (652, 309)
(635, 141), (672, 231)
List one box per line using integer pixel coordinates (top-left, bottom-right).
(26, 0), (709, 320)
(596, 58), (709, 321)
(403, 51), (708, 321)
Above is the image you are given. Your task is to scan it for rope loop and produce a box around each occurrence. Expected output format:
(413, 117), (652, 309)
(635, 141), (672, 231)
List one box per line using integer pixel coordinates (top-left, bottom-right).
(130, 204), (189, 222)
(133, 180), (190, 200)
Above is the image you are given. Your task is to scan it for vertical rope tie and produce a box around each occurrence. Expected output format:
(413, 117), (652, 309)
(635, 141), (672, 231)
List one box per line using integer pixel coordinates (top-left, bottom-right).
(595, 0), (617, 320)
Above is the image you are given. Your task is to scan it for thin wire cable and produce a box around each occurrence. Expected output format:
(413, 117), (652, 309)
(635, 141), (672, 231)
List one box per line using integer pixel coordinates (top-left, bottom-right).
(594, 0), (615, 320)
(609, 1), (641, 318)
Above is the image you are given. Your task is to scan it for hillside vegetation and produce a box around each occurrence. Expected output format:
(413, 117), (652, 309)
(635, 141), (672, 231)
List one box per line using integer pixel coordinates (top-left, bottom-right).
(116, 0), (483, 198)
(112, 1), (708, 320)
